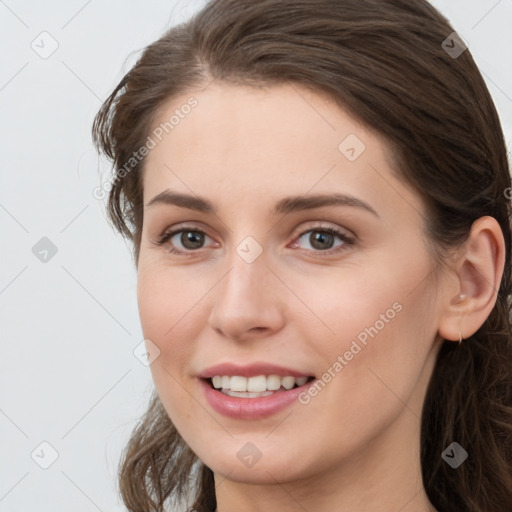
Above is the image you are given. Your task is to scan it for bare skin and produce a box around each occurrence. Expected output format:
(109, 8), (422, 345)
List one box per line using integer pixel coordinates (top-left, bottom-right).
(136, 82), (505, 512)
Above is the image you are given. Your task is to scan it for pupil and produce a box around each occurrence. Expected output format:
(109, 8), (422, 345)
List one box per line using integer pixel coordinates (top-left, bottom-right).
(311, 231), (333, 250)
(182, 231), (203, 249)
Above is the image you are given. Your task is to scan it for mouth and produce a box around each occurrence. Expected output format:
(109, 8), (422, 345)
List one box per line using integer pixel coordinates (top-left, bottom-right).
(202, 374), (316, 398)
(198, 362), (317, 417)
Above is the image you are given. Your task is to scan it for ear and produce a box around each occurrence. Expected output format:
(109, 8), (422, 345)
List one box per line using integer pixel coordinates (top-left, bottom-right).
(438, 216), (506, 343)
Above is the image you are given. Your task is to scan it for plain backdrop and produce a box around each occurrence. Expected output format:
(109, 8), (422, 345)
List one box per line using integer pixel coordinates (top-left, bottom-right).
(1, 1), (511, 511)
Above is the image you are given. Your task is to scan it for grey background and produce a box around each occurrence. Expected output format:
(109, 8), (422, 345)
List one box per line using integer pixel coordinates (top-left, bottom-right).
(1, 1), (511, 511)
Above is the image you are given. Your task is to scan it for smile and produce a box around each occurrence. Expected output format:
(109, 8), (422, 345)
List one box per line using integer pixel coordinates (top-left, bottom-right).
(200, 375), (316, 419)
(210, 374), (312, 397)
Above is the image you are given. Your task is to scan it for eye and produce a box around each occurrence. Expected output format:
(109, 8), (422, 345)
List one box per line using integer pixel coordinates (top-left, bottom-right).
(154, 226), (214, 256)
(292, 226), (354, 255)
(152, 224), (355, 257)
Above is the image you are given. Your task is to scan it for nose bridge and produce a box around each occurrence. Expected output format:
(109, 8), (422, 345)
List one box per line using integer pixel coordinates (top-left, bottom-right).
(219, 219), (270, 295)
(219, 240), (272, 309)
(208, 236), (285, 338)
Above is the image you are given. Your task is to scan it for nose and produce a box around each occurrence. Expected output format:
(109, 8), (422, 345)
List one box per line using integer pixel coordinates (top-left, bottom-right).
(207, 250), (286, 341)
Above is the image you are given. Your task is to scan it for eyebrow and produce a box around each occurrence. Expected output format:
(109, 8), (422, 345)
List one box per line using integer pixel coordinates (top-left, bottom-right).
(145, 190), (379, 217)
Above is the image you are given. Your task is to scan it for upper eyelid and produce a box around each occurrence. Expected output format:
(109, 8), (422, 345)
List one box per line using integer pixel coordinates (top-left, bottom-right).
(161, 222), (355, 246)
(161, 221), (353, 236)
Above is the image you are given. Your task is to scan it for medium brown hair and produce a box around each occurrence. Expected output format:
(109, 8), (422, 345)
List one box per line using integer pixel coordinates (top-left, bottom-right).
(92, 1), (512, 510)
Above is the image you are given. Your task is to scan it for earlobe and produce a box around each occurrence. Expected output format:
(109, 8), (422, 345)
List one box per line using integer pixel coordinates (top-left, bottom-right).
(437, 216), (506, 344)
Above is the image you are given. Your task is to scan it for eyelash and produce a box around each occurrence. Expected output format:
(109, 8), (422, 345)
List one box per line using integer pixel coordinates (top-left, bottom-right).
(153, 224), (355, 257)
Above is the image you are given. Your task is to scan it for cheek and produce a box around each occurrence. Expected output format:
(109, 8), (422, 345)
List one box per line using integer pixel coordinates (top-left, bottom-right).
(305, 278), (436, 435)
(292, 248), (436, 397)
(137, 266), (199, 423)
(287, 260), (409, 356)
(137, 260), (204, 335)
(136, 264), (199, 381)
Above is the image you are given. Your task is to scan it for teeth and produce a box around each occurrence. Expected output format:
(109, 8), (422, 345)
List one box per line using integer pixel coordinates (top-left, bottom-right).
(230, 376), (247, 392)
(281, 376), (295, 390)
(267, 375), (281, 390)
(296, 376), (308, 386)
(224, 390), (274, 398)
(247, 375), (267, 392)
(210, 374), (310, 393)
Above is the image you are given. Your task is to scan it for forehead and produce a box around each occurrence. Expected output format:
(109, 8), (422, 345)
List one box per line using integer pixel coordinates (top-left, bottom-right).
(145, 81), (369, 167)
(141, 82), (420, 220)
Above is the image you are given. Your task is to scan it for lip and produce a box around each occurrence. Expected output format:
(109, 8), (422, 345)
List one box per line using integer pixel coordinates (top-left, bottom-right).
(199, 377), (315, 419)
(198, 362), (313, 379)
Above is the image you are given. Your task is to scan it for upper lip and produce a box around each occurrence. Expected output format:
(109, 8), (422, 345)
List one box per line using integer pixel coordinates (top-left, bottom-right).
(198, 362), (313, 379)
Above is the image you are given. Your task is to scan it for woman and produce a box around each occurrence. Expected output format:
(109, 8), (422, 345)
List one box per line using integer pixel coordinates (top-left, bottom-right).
(92, 0), (512, 510)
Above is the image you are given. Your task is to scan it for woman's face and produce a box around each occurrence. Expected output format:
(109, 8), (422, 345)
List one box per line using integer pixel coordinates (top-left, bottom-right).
(137, 82), (445, 484)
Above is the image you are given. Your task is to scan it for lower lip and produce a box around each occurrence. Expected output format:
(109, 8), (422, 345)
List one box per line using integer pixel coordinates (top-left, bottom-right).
(200, 378), (314, 419)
